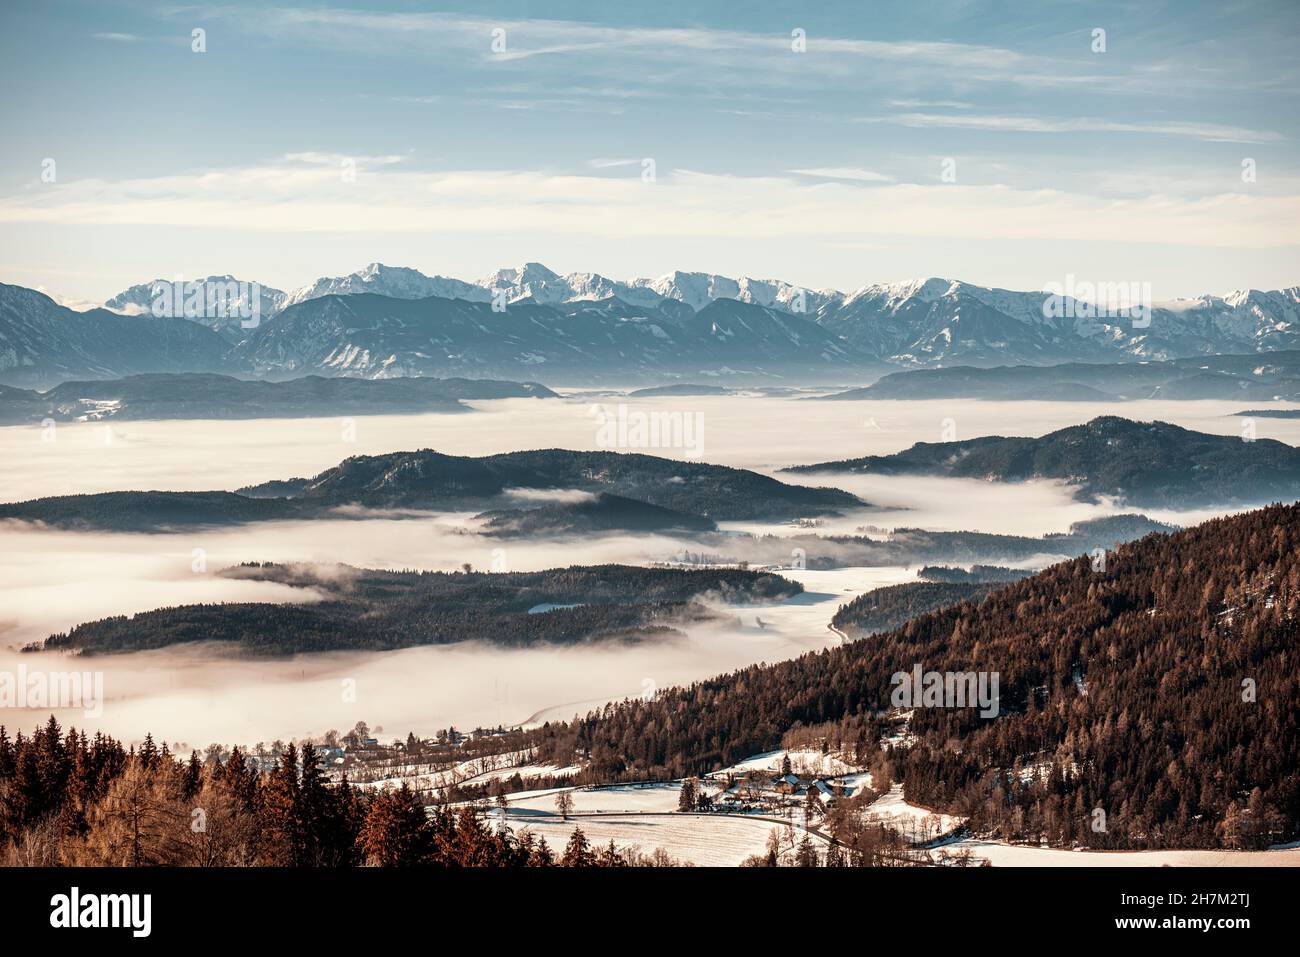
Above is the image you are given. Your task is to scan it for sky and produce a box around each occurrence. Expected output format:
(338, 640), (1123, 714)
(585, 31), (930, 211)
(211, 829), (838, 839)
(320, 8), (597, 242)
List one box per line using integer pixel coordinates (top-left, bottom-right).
(0, 0), (1298, 304)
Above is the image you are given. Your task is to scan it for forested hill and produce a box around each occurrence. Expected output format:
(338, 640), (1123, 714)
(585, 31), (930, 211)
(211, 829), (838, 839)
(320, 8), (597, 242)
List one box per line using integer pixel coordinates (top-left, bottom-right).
(531, 503), (1300, 850)
(785, 416), (1300, 508)
(477, 492), (717, 536)
(37, 563), (802, 655)
(832, 580), (997, 636)
(0, 372), (559, 424)
(0, 449), (862, 531)
(239, 447), (864, 520)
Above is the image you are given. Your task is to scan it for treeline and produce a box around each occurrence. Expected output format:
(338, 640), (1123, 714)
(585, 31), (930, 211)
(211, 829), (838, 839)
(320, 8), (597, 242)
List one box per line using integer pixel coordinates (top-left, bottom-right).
(919, 565), (1029, 585)
(477, 492), (717, 536)
(39, 563), (801, 655)
(526, 503), (1300, 850)
(0, 490), (299, 531)
(239, 447), (863, 521)
(814, 513), (1174, 568)
(0, 718), (642, 867)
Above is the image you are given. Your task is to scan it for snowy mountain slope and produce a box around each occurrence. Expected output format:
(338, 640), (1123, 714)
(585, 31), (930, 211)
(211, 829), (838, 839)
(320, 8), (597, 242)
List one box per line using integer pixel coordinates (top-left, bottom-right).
(281, 262), (490, 310)
(61, 265), (1300, 381)
(0, 283), (235, 388)
(104, 275), (287, 340)
(230, 291), (859, 381)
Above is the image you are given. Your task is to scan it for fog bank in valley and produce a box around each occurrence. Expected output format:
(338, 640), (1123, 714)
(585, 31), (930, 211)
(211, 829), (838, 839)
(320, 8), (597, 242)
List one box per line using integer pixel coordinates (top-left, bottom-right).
(0, 393), (1276, 748)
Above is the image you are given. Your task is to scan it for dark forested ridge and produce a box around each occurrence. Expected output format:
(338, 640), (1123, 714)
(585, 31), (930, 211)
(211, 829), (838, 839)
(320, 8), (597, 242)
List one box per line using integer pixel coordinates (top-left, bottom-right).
(918, 564), (1030, 584)
(0, 490), (302, 530)
(527, 503), (1300, 849)
(0, 371), (557, 424)
(816, 351), (1300, 402)
(832, 581), (996, 636)
(243, 447), (864, 520)
(787, 416), (1300, 508)
(803, 514), (1176, 569)
(0, 448), (861, 531)
(37, 563), (802, 655)
(626, 384), (735, 397)
(477, 492), (717, 536)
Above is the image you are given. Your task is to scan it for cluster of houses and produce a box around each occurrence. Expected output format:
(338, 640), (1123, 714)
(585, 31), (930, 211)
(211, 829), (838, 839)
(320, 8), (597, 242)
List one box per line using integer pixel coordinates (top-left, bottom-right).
(709, 768), (866, 813)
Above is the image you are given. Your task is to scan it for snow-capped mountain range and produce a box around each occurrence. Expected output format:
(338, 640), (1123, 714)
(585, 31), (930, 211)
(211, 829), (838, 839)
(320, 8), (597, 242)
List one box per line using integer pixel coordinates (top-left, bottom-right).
(1, 264), (1297, 387)
(103, 262), (849, 323)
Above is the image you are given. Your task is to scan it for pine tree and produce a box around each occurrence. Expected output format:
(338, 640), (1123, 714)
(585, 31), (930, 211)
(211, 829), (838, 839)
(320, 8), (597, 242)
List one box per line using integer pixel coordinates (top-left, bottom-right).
(561, 826), (593, 866)
(259, 742), (300, 865)
(678, 777), (697, 811)
(359, 784), (429, 866)
(182, 751), (202, 801)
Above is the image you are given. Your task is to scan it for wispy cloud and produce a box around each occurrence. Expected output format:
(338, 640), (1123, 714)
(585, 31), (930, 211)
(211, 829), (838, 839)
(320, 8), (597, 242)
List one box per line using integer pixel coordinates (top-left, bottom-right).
(788, 167), (894, 183)
(3, 157), (1295, 251)
(886, 98), (972, 110)
(189, 7), (1113, 92)
(861, 112), (1284, 144)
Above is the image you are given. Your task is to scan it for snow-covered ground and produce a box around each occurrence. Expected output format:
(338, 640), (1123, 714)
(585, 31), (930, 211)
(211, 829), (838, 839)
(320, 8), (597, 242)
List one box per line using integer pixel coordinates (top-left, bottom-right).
(862, 785), (964, 842)
(504, 813), (826, 867)
(716, 748), (859, 778)
(503, 782), (686, 815)
(944, 839), (1300, 867)
(353, 750), (579, 792)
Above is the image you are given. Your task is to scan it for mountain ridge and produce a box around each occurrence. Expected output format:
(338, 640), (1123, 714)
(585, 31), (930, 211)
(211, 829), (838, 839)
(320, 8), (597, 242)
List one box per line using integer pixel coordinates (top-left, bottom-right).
(787, 415), (1300, 508)
(8, 267), (1300, 387)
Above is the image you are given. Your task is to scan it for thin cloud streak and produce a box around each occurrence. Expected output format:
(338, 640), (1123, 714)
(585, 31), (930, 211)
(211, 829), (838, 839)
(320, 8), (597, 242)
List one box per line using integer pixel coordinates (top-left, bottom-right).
(3, 160), (1296, 250)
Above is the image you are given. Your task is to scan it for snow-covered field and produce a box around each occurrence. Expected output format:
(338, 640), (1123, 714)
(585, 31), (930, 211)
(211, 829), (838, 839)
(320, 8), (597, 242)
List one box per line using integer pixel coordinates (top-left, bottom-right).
(945, 839), (1300, 867)
(503, 812), (826, 867)
(504, 783), (686, 815)
(353, 748), (583, 793)
(861, 785), (964, 842)
(717, 748), (859, 778)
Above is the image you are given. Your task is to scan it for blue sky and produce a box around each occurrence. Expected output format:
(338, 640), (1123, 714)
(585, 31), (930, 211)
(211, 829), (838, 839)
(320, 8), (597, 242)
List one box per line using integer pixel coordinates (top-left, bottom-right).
(1, 0), (1298, 303)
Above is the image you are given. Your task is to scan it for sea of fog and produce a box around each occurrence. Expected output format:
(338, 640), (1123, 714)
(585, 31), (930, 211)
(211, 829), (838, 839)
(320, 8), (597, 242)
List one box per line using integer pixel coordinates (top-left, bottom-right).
(0, 394), (1289, 748)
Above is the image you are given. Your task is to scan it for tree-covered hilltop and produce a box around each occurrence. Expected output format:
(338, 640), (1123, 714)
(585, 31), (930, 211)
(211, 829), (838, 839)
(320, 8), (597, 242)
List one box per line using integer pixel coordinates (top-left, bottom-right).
(0, 448), (863, 532)
(918, 565), (1030, 584)
(242, 447), (865, 520)
(831, 581), (996, 636)
(786, 416), (1300, 508)
(0, 490), (302, 530)
(37, 563), (802, 656)
(476, 492), (717, 536)
(0, 371), (558, 423)
(525, 502), (1300, 850)
(813, 351), (1300, 403)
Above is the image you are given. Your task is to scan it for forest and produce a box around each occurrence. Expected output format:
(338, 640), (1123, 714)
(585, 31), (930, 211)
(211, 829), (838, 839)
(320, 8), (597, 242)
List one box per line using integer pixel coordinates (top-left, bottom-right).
(0, 721), (645, 867)
(1, 447), (864, 532)
(788, 416), (1300, 507)
(523, 503), (1300, 850)
(37, 563), (801, 655)
(476, 492), (717, 536)
(918, 565), (1029, 584)
(238, 446), (864, 520)
(832, 581), (996, 636)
